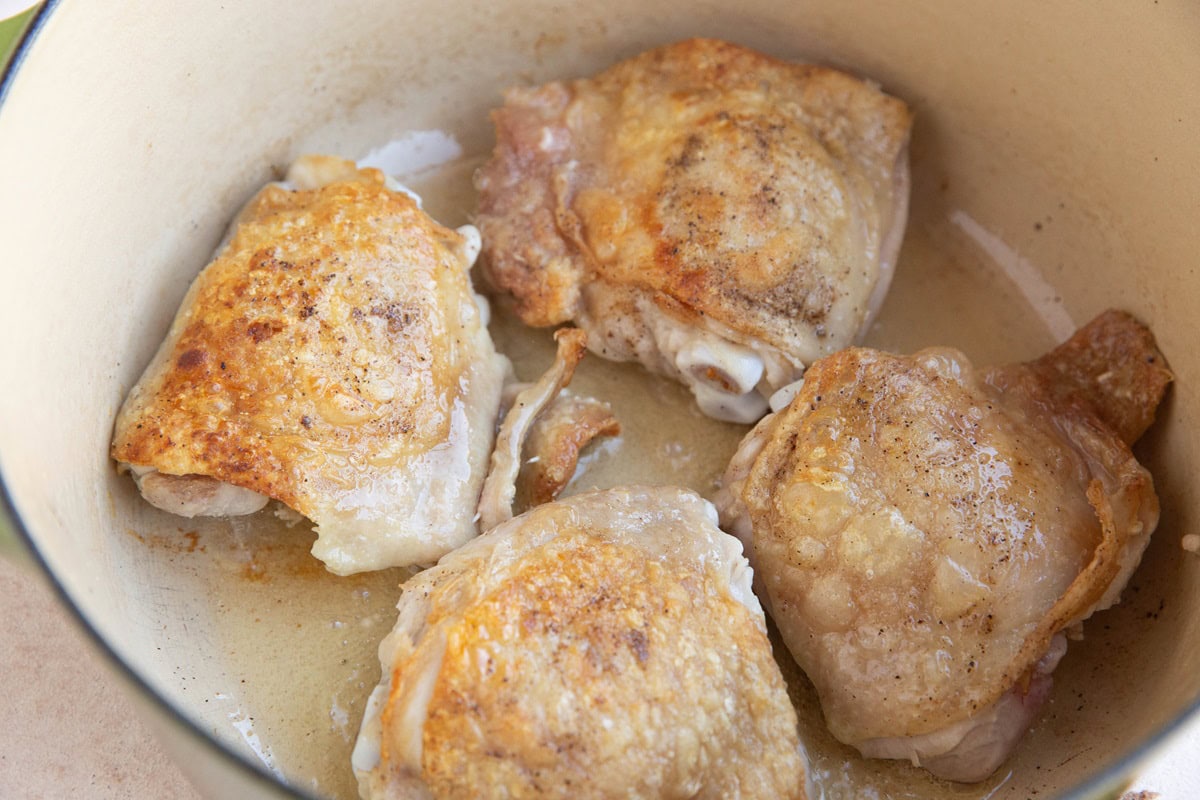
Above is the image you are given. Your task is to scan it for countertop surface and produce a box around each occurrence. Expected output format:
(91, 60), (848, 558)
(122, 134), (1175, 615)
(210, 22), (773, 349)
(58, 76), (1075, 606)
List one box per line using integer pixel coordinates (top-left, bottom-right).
(0, 545), (202, 799)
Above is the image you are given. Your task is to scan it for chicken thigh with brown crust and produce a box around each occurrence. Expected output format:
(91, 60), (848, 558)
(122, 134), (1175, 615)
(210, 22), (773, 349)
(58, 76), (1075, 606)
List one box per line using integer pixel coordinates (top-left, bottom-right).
(476, 38), (912, 422)
(111, 156), (510, 575)
(718, 310), (1171, 781)
(352, 486), (809, 800)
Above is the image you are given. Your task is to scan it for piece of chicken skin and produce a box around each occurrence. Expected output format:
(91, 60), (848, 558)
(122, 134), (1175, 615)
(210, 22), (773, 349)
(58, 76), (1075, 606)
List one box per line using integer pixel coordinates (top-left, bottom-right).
(718, 310), (1170, 781)
(516, 391), (620, 508)
(111, 156), (509, 575)
(352, 486), (809, 800)
(477, 327), (590, 531)
(476, 38), (912, 423)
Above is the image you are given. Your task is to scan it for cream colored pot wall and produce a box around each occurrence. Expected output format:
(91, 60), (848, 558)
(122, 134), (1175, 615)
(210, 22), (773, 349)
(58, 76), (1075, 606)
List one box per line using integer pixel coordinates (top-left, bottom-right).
(0, 1), (1197, 798)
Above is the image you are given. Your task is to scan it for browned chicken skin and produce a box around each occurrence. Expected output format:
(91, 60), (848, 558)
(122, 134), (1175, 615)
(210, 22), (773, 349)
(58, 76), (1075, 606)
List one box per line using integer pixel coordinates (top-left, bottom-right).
(352, 486), (809, 799)
(718, 310), (1170, 781)
(477, 38), (912, 422)
(516, 390), (620, 508)
(111, 156), (509, 575)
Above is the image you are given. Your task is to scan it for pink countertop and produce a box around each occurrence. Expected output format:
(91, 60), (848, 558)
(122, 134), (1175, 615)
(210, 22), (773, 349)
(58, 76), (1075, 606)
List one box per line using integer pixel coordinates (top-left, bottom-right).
(0, 551), (201, 800)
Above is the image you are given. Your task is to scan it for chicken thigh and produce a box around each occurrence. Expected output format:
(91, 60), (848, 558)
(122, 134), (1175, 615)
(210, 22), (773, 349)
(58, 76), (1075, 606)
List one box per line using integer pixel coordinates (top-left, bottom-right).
(476, 38), (913, 423)
(352, 486), (809, 799)
(718, 310), (1171, 781)
(111, 156), (509, 575)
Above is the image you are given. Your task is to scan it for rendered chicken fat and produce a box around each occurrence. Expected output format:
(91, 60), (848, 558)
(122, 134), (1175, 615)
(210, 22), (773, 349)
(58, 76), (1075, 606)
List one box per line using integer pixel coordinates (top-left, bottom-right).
(354, 487), (809, 799)
(111, 156), (510, 574)
(477, 38), (913, 423)
(718, 310), (1171, 782)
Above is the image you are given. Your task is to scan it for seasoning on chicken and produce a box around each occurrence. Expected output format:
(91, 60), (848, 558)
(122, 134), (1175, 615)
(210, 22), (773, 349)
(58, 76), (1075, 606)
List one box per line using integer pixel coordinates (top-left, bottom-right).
(476, 38), (912, 422)
(718, 310), (1171, 781)
(111, 156), (509, 575)
(353, 486), (810, 799)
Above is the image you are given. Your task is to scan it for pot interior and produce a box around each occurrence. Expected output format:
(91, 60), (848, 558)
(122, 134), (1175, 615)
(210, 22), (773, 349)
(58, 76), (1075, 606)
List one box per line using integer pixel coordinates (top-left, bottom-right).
(1, 2), (1198, 798)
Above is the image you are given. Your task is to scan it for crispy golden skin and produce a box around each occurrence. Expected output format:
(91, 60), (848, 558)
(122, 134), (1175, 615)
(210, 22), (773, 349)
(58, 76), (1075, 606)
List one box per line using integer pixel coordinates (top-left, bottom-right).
(477, 38), (912, 420)
(111, 159), (508, 574)
(517, 392), (620, 508)
(1026, 309), (1173, 446)
(354, 487), (808, 799)
(720, 310), (1169, 778)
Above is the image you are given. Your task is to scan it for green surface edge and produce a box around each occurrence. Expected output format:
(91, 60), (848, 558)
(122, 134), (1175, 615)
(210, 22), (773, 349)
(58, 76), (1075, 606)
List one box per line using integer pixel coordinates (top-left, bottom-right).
(0, 4), (40, 561)
(0, 5), (37, 66)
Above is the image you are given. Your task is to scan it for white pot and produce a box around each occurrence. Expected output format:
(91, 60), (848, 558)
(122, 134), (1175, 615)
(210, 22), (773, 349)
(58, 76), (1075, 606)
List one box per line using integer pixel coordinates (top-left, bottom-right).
(1, 2), (1197, 798)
